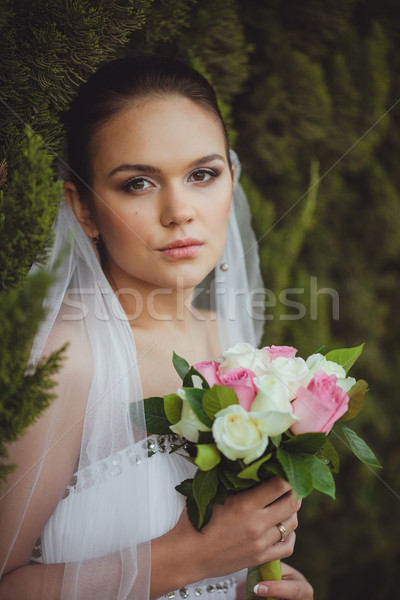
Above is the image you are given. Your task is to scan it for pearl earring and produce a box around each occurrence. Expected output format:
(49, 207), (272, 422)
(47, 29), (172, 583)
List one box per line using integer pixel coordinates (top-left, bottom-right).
(219, 263), (229, 272)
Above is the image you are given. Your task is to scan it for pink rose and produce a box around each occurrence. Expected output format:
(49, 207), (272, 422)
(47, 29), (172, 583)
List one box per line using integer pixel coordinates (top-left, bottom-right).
(290, 370), (349, 434)
(263, 345), (298, 361)
(194, 361), (221, 387)
(219, 367), (257, 412)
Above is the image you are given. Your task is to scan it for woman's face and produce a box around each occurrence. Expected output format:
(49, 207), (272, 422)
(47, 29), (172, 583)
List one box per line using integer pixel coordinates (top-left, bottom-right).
(85, 96), (233, 293)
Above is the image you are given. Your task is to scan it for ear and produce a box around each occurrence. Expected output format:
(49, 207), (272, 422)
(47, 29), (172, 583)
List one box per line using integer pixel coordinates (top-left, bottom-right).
(64, 182), (99, 238)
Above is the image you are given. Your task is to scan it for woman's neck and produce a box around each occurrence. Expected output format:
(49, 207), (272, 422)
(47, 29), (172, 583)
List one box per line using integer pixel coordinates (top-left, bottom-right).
(102, 259), (200, 333)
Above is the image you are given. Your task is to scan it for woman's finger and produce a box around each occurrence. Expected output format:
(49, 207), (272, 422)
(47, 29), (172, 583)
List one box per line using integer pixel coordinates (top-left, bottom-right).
(246, 477), (292, 507)
(253, 562), (314, 599)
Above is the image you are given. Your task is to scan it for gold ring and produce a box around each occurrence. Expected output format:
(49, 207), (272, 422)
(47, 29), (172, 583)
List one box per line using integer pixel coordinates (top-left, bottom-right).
(276, 522), (287, 542)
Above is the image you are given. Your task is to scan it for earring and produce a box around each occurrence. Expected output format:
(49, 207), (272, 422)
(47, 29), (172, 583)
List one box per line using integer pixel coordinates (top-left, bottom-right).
(219, 263), (229, 272)
(90, 233), (100, 246)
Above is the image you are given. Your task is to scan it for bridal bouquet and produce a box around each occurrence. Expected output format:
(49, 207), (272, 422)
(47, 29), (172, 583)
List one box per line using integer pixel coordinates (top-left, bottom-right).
(142, 342), (380, 599)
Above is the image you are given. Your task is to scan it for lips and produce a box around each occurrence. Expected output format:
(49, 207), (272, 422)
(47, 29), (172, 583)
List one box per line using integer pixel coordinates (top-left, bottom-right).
(159, 238), (202, 250)
(158, 238), (203, 258)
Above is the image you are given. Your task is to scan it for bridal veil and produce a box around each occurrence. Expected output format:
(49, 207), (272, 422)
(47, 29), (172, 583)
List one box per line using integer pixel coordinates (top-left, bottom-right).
(0, 149), (264, 599)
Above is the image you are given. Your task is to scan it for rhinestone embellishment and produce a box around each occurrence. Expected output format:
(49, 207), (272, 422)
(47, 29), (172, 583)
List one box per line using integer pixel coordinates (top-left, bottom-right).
(61, 434), (185, 500)
(164, 577), (235, 599)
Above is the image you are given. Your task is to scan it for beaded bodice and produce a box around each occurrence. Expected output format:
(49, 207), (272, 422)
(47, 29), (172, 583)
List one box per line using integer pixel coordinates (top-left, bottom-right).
(32, 434), (242, 599)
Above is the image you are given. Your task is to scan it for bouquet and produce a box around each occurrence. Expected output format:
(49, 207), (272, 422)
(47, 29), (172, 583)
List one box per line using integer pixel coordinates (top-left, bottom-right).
(142, 342), (380, 600)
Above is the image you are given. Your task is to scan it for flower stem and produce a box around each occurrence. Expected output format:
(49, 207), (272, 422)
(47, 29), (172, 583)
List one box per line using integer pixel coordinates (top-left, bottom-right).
(246, 559), (282, 600)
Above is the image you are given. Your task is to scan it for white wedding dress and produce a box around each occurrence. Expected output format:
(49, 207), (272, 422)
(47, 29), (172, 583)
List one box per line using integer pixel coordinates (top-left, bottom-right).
(32, 434), (243, 599)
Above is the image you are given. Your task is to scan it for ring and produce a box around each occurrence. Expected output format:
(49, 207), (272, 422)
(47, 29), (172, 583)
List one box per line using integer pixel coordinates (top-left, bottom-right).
(276, 522), (287, 542)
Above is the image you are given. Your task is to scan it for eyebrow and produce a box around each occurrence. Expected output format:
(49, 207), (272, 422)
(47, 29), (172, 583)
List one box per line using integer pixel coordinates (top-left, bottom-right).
(107, 153), (226, 178)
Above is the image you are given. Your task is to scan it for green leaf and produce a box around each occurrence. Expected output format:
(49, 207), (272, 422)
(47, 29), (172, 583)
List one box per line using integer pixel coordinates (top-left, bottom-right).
(319, 438), (340, 473)
(309, 455), (336, 499)
(197, 430), (214, 444)
(237, 453), (272, 481)
(325, 344), (364, 374)
(186, 494), (201, 530)
(224, 470), (255, 489)
(175, 478), (194, 498)
(261, 460), (286, 480)
(214, 481), (229, 505)
(184, 387), (213, 428)
(172, 351), (190, 380)
(337, 423), (381, 467)
(195, 444), (221, 471)
(276, 449), (314, 499)
(193, 468), (218, 528)
(314, 345), (326, 355)
(202, 385), (239, 421)
(142, 397), (171, 434)
(183, 366), (210, 389)
(270, 434), (282, 448)
(341, 380), (369, 421)
(282, 432), (327, 453)
(164, 393), (182, 425)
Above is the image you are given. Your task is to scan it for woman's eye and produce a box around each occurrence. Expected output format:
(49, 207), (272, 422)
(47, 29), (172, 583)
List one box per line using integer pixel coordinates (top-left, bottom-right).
(122, 177), (153, 193)
(188, 168), (218, 183)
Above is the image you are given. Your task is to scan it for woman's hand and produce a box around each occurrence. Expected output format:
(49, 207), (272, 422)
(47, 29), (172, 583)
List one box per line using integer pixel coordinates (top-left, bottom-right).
(193, 477), (300, 576)
(253, 562), (313, 599)
(150, 477), (301, 598)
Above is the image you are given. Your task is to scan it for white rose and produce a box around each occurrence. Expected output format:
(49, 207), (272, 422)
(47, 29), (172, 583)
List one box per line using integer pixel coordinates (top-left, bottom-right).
(250, 373), (299, 436)
(306, 354), (355, 392)
(218, 342), (271, 377)
(336, 376), (356, 392)
(268, 356), (310, 400)
(169, 389), (211, 443)
(212, 404), (268, 464)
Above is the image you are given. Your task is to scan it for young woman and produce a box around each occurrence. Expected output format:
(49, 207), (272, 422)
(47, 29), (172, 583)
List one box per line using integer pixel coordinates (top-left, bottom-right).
(0, 57), (313, 600)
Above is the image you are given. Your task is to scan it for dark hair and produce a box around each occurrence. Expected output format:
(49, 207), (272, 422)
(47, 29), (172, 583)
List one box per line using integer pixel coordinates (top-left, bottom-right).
(63, 56), (230, 197)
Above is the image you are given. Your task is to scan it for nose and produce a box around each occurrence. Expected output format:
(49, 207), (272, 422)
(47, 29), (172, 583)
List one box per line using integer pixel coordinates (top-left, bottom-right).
(160, 183), (196, 227)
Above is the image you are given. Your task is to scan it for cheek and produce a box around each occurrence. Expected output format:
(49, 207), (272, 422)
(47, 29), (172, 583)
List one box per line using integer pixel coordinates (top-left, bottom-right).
(96, 205), (151, 249)
(210, 191), (232, 239)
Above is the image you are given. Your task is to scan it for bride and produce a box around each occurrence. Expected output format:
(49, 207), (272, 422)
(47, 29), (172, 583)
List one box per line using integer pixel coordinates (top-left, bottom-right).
(0, 57), (313, 600)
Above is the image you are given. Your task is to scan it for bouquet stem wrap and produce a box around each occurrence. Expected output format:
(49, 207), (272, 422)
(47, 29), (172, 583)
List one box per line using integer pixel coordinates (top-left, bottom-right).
(246, 559), (282, 600)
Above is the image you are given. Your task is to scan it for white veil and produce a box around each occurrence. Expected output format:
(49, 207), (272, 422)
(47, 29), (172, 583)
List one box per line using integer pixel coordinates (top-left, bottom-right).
(0, 150), (264, 599)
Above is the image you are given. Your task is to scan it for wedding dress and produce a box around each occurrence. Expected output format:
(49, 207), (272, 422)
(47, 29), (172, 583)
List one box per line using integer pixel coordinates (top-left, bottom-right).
(2, 151), (264, 599)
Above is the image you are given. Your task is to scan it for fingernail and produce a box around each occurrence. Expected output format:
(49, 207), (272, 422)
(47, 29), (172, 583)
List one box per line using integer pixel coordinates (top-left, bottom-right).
(253, 583), (269, 595)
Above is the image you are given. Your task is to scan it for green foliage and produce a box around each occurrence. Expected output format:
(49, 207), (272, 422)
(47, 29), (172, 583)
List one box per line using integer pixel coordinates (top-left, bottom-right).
(0, 0), (152, 169)
(202, 385), (239, 421)
(128, 0), (250, 140)
(139, 396), (171, 434)
(0, 127), (62, 291)
(164, 393), (183, 425)
(232, 2), (400, 596)
(194, 443), (221, 471)
(172, 350), (190, 380)
(0, 0), (154, 485)
(325, 343), (364, 374)
(0, 268), (66, 483)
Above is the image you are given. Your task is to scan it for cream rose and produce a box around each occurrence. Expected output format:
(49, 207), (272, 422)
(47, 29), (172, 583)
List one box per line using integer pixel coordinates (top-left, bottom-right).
(169, 389), (211, 443)
(250, 373), (299, 436)
(218, 343), (271, 377)
(306, 354), (356, 392)
(268, 356), (310, 400)
(212, 404), (268, 464)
